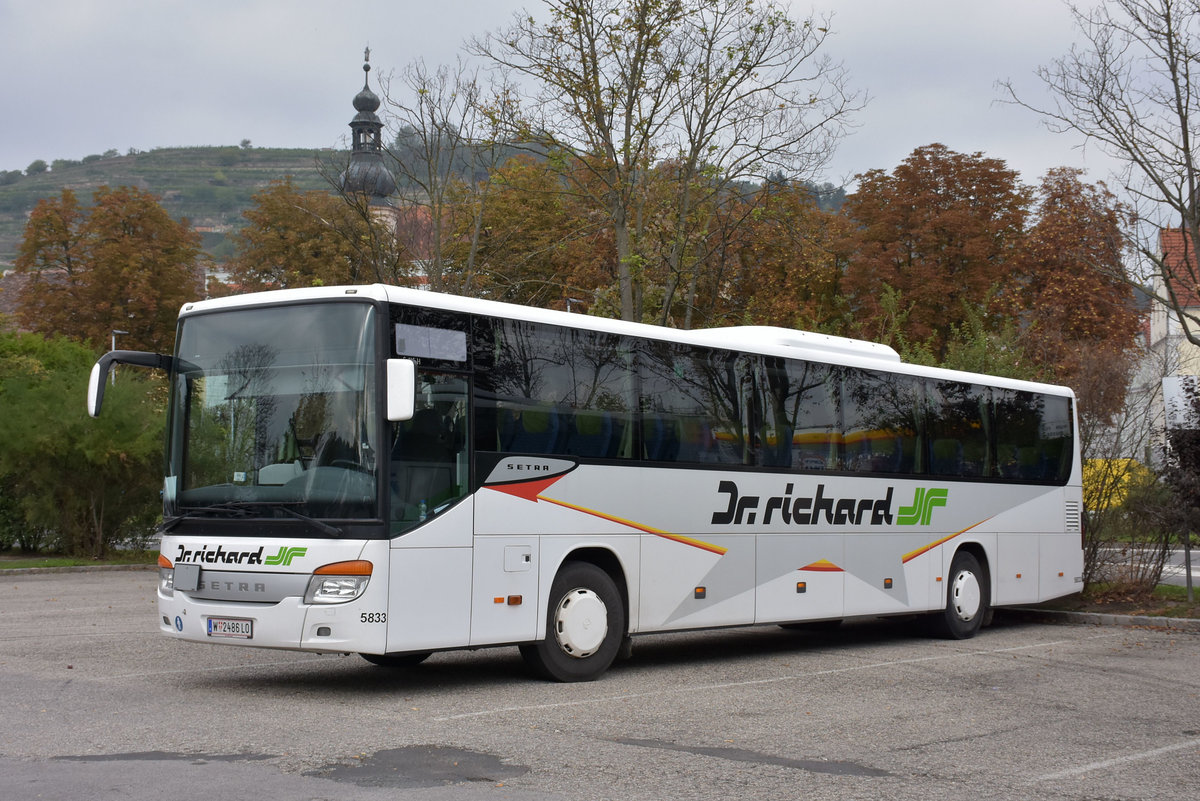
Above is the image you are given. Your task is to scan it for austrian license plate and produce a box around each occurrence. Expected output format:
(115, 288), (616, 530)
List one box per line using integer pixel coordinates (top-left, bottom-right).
(207, 617), (253, 639)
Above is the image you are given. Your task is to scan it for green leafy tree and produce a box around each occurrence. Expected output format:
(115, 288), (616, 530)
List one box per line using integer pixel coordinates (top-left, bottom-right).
(15, 186), (203, 352)
(0, 331), (163, 556)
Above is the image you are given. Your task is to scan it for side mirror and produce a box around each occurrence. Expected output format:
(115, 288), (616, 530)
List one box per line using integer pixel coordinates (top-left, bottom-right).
(87, 350), (174, 417)
(386, 359), (416, 422)
(86, 361), (106, 418)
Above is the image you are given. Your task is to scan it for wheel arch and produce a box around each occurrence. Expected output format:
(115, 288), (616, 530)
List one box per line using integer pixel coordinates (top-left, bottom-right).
(553, 546), (630, 631)
(953, 540), (992, 600)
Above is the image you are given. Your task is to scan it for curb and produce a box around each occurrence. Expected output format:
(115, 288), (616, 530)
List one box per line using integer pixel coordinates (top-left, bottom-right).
(1000, 606), (1200, 633)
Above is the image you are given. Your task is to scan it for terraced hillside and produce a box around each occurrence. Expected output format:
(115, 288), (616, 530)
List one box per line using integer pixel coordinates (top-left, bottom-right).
(0, 146), (342, 265)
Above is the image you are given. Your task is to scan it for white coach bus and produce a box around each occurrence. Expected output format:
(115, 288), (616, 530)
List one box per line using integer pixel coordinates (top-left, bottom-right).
(88, 284), (1083, 681)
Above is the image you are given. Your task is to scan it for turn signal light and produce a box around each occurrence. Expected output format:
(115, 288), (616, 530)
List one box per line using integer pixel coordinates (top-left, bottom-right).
(314, 560), (372, 576)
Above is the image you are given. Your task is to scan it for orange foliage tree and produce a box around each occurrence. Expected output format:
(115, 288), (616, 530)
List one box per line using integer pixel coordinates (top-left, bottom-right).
(444, 155), (614, 310)
(1008, 168), (1140, 391)
(16, 186), (203, 352)
(738, 181), (851, 333)
(225, 178), (385, 292)
(841, 144), (1031, 355)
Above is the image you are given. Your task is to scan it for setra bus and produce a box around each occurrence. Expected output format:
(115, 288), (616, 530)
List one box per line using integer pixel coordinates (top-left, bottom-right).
(88, 284), (1083, 681)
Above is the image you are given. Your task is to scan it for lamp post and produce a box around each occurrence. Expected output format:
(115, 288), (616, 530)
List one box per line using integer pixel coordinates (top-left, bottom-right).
(110, 329), (128, 385)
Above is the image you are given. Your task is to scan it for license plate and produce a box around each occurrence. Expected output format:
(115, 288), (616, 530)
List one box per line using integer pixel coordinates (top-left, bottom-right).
(207, 617), (253, 639)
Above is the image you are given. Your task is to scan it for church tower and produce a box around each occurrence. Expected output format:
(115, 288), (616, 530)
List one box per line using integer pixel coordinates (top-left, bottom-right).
(340, 48), (396, 205)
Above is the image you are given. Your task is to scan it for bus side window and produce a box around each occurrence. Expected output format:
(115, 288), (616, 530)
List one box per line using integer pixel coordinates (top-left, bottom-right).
(390, 374), (468, 529)
(501, 406), (564, 455)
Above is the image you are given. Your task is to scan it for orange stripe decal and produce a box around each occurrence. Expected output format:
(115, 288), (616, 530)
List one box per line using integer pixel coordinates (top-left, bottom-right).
(800, 559), (844, 572)
(654, 533), (730, 556)
(538, 495), (728, 556)
(902, 519), (989, 563)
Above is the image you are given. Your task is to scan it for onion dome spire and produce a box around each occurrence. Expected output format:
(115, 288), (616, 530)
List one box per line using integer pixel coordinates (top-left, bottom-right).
(340, 47), (396, 204)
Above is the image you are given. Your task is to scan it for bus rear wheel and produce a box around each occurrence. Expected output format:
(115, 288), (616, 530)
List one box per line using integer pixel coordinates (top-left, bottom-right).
(931, 551), (988, 639)
(520, 561), (625, 682)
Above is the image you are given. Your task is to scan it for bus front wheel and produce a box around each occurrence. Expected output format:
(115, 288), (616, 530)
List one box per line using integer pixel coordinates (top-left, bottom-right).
(520, 561), (625, 682)
(932, 550), (988, 639)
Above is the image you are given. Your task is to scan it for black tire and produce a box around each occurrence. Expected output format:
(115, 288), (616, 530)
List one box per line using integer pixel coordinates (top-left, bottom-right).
(931, 550), (988, 639)
(359, 651), (431, 667)
(520, 561), (625, 682)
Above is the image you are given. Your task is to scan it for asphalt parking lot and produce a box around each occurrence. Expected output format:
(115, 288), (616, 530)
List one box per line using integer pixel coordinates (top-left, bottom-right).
(1, 569), (1197, 801)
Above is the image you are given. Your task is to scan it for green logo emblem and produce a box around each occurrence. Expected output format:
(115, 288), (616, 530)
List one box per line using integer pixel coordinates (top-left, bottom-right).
(265, 546), (308, 566)
(897, 488), (948, 526)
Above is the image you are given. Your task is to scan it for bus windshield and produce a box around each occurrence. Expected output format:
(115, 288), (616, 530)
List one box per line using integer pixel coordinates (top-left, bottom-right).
(165, 302), (379, 522)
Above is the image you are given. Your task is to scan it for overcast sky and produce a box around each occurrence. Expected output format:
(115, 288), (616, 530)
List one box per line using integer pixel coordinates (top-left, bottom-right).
(0, 0), (1117, 189)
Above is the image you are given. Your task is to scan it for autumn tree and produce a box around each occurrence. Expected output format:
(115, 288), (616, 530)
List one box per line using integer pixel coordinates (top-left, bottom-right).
(841, 144), (1032, 355)
(380, 59), (520, 293)
(1009, 168), (1141, 405)
(15, 186), (202, 352)
(443, 154), (613, 308)
(473, 0), (857, 323)
(1004, 0), (1200, 346)
(737, 181), (850, 332)
(225, 178), (382, 291)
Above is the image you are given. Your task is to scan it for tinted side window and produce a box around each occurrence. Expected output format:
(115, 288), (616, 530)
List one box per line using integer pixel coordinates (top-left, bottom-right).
(474, 318), (635, 458)
(841, 369), (921, 475)
(925, 380), (991, 478)
(390, 306), (470, 369)
(994, 389), (1073, 483)
(759, 356), (839, 471)
(639, 341), (751, 464)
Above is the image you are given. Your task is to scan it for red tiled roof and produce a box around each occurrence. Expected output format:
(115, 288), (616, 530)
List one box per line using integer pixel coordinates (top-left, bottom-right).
(1159, 228), (1200, 308)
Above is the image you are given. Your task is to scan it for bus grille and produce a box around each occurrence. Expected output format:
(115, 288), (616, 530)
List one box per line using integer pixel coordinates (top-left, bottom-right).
(186, 570), (309, 603)
(1064, 501), (1082, 533)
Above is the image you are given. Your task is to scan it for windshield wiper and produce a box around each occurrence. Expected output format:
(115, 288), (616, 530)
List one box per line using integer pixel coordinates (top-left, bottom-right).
(161, 502), (343, 538)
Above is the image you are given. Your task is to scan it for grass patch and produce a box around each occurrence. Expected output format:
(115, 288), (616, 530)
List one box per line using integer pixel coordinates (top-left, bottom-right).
(1042, 582), (1200, 619)
(0, 551), (158, 570)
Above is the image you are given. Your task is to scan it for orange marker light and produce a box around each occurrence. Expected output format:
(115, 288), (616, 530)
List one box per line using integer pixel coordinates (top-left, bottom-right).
(314, 560), (372, 576)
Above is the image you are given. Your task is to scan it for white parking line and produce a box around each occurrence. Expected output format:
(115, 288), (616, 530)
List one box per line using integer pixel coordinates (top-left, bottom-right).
(433, 632), (1121, 721)
(1033, 738), (1200, 782)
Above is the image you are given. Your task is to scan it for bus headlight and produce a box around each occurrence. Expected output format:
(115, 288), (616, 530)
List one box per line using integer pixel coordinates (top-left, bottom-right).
(158, 554), (174, 597)
(303, 560), (373, 604)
